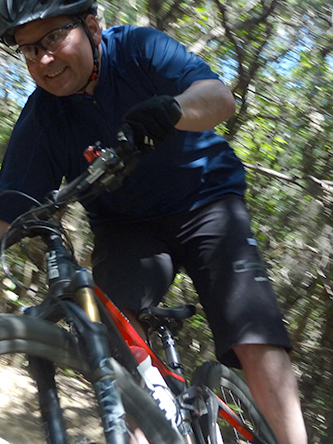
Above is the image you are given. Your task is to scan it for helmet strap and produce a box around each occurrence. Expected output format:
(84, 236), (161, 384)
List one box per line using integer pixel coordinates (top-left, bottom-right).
(77, 15), (100, 93)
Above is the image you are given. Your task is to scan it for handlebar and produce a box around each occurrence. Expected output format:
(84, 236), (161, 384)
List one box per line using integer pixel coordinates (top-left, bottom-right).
(50, 142), (139, 211)
(1, 142), (139, 251)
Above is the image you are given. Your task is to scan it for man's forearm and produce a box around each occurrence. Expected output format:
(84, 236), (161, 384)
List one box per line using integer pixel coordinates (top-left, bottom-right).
(175, 79), (236, 132)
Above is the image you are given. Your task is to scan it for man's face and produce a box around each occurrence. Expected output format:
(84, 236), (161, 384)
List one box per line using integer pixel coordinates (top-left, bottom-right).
(15, 15), (101, 96)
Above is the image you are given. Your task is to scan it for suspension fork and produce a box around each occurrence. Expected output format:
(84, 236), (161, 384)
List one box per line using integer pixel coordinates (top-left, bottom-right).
(26, 234), (129, 444)
(25, 234), (76, 443)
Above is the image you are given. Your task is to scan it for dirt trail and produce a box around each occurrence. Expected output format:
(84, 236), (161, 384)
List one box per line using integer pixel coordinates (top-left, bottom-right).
(0, 360), (105, 444)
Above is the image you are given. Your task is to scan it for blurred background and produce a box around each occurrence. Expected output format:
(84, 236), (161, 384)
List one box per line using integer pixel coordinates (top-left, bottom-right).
(0, 1), (332, 442)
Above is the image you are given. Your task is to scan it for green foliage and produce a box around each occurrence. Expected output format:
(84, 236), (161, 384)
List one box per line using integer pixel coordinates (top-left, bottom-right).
(0, 51), (32, 162)
(1, 1), (333, 441)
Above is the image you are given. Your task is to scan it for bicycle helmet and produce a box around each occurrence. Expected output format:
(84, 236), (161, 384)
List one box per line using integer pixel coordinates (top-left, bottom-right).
(0, 0), (97, 46)
(0, 0), (100, 92)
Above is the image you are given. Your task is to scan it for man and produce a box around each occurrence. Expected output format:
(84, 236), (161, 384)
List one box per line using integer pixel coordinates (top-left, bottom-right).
(0, 1), (307, 442)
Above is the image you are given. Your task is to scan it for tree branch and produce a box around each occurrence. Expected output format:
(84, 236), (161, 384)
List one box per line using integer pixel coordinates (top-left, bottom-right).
(234, 0), (278, 31)
(188, 27), (225, 54)
(244, 162), (302, 186)
(244, 163), (333, 196)
(295, 342), (333, 354)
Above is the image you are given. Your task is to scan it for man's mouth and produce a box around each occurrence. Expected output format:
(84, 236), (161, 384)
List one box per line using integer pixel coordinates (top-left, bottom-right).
(47, 67), (66, 78)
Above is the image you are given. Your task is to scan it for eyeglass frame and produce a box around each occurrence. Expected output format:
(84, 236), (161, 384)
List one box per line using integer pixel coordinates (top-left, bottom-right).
(16, 20), (81, 63)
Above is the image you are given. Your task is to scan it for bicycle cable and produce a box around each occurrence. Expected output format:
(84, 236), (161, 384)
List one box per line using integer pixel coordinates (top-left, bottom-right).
(0, 191), (75, 292)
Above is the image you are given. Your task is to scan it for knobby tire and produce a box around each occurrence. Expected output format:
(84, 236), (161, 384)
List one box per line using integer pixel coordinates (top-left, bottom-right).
(0, 314), (183, 444)
(192, 361), (279, 444)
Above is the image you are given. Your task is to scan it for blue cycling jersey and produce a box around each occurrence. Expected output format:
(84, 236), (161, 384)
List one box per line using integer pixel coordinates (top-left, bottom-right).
(0, 25), (246, 225)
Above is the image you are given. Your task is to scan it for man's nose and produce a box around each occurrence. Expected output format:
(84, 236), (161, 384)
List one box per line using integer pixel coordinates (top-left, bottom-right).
(38, 50), (56, 64)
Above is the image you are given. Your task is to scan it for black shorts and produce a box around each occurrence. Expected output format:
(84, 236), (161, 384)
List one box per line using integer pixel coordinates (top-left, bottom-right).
(92, 195), (291, 367)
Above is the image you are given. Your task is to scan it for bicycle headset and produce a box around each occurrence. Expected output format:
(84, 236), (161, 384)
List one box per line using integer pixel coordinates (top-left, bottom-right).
(0, 0), (99, 89)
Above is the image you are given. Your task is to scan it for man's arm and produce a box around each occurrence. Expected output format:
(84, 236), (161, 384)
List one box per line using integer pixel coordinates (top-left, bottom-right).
(119, 79), (236, 152)
(0, 220), (9, 238)
(175, 79), (236, 132)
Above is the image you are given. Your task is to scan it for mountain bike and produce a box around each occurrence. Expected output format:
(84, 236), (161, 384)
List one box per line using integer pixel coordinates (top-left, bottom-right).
(0, 141), (279, 444)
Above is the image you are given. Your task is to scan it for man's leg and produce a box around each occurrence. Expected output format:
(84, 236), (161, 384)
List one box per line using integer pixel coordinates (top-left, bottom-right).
(173, 197), (307, 442)
(234, 343), (307, 444)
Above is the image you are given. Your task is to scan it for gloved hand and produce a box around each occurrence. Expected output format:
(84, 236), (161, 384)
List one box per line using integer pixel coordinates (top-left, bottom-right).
(117, 95), (182, 155)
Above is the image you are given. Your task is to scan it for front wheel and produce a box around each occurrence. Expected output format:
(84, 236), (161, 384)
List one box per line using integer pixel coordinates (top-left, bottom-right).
(192, 361), (279, 444)
(0, 314), (184, 444)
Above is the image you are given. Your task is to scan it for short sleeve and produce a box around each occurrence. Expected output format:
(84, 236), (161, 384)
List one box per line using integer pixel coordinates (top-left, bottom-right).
(115, 26), (221, 96)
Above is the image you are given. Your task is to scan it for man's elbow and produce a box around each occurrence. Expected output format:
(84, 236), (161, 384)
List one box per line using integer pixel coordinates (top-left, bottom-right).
(221, 86), (236, 120)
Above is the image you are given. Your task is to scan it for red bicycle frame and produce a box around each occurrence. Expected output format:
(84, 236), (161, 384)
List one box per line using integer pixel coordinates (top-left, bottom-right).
(95, 285), (263, 444)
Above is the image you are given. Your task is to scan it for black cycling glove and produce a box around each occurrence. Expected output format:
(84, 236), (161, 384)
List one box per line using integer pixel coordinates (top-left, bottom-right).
(117, 95), (182, 155)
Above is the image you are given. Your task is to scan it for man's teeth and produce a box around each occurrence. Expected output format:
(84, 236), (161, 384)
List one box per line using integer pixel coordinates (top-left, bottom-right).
(48, 68), (65, 78)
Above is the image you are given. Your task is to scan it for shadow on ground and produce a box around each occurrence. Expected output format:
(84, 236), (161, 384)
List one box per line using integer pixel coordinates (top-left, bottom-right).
(0, 360), (105, 444)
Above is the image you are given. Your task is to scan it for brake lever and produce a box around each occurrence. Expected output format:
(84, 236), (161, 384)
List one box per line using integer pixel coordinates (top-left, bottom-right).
(81, 143), (139, 194)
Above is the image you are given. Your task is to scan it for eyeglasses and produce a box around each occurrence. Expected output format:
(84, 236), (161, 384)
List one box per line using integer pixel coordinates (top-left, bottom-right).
(17, 21), (81, 63)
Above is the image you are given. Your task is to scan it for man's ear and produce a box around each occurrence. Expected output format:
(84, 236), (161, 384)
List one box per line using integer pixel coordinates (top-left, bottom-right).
(85, 14), (102, 46)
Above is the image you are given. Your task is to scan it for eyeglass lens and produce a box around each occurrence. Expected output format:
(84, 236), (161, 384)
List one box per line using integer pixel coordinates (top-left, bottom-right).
(19, 23), (77, 62)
